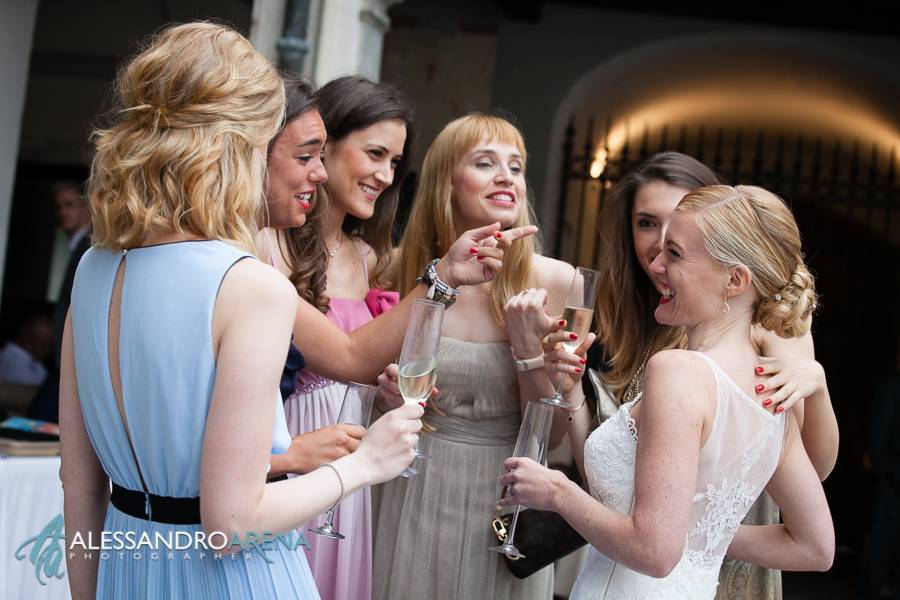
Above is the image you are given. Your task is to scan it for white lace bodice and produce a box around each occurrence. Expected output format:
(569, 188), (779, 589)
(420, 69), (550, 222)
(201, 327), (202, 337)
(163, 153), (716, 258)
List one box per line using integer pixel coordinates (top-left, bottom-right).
(570, 352), (786, 600)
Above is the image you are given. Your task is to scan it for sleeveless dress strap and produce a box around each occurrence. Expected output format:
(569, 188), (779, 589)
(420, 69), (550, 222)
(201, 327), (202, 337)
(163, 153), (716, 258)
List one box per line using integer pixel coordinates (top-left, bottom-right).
(261, 228), (285, 272)
(354, 238), (371, 289)
(690, 351), (722, 384)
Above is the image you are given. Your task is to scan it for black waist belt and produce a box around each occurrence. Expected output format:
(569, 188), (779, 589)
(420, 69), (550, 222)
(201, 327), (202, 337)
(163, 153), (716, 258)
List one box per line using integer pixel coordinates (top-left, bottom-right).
(110, 483), (201, 525)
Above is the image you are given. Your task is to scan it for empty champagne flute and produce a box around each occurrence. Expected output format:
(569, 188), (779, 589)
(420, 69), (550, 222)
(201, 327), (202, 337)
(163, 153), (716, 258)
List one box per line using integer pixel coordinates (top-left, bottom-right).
(489, 399), (555, 559)
(539, 266), (599, 409)
(398, 299), (445, 478)
(308, 382), (377, 540)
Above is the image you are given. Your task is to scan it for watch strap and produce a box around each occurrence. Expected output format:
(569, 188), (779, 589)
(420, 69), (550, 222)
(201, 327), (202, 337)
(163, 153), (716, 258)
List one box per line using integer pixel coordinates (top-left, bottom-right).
(511, 349), (544, 372)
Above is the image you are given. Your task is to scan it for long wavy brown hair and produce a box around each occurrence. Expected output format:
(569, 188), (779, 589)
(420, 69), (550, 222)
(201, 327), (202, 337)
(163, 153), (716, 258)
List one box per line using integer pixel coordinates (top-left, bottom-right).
(88, 22), (285, 253)
(282, 76), (414, 312)
(596, 152), (721, 401)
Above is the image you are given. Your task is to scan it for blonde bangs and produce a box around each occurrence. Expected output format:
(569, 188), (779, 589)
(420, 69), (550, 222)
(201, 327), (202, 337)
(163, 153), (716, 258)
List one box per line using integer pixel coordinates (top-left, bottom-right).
(396, 113), (534, 323)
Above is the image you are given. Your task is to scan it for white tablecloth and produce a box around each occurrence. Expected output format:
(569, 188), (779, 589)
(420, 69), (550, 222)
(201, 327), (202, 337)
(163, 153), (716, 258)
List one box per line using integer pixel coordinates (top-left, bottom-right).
(0, 455), (70, 600)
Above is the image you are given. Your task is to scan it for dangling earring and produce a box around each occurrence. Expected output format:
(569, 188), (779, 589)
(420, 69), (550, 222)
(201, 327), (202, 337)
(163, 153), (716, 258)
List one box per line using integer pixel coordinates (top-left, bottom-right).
(722, 292), (731, 315)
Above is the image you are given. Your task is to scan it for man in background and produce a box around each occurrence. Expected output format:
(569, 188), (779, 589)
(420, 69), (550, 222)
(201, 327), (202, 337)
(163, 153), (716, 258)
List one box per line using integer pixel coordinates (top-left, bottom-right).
(27, 182), (91, 422)
(48, 181), (91, 363)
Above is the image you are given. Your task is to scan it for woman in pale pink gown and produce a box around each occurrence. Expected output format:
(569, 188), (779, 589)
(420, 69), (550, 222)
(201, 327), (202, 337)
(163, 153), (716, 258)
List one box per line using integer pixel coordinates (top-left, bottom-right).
(276, 76), (414, 600)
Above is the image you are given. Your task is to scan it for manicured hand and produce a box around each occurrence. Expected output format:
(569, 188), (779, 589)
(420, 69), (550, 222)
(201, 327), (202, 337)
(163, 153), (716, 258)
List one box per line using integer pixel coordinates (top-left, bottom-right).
(504, 288), (563, 359)
(755, 356), (826, 413)
(543, 329), (597, 396)
(436, 222), (539, 288)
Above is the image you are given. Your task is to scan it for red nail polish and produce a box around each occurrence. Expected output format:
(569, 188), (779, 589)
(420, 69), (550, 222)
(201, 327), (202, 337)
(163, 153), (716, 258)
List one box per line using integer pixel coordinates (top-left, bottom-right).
(574, 368), (582, 374)
(494, 232), (503, 239)
(776, 406), (785, 413)
(579, 359), (586, 365)
(755, 366), (764, 374)
(763, 398), (772, 407)
(569, 333), (578, 340)
(469, 247), (480, 254)
(419, 401), (427, 408)
(558, 320), (566, 327)
(477, 256), (484, 261)
(755, 384), (764, 393)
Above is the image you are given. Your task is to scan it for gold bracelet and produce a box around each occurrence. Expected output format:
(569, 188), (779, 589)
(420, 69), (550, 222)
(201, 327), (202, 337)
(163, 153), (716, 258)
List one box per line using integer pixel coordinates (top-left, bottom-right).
(566, 392), (587, 422)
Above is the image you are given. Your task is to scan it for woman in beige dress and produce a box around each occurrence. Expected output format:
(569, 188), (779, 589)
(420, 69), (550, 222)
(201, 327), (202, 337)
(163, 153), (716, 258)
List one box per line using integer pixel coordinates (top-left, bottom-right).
(373, 113), (580, 599)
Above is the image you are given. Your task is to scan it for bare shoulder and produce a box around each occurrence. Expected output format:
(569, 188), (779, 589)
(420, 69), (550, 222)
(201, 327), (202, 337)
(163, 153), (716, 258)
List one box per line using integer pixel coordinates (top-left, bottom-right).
(218, 258), (297, 316)
(643, 350), (716, 413)
(531, 255), (576, 295)
(753, 323), (815, 359)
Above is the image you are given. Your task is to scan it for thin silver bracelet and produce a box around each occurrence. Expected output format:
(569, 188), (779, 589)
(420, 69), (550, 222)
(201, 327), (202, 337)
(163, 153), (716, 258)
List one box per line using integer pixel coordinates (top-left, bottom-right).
(321, 463), (344, 508)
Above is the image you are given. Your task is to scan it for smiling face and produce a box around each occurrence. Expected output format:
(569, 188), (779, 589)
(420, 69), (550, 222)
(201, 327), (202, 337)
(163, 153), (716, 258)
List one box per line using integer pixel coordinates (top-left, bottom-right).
(322, 118), (406, 221)
(649, 210), (729, 328)
(266, 109), (328, 229)
(451, 138), (526, 231)
(632, 180), (691, 292)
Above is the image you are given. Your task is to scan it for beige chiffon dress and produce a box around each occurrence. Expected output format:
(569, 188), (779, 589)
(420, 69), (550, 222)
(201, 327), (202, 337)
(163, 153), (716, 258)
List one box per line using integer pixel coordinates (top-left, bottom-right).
(372, 338), (554, 600)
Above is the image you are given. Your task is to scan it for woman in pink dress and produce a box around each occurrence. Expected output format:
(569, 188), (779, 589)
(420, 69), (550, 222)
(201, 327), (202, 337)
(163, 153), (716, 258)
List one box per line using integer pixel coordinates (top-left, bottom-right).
(273, 75), (414, 600)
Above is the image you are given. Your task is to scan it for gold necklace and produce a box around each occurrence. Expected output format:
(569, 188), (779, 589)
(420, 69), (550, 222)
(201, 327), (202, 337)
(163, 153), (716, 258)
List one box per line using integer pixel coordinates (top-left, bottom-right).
(623, 339), (654, 404)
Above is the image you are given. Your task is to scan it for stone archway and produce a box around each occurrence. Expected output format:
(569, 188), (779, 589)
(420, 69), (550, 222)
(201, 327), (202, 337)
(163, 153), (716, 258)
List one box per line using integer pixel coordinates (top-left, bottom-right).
(542, 31), (900, 570)
(540, 30), (900, 250)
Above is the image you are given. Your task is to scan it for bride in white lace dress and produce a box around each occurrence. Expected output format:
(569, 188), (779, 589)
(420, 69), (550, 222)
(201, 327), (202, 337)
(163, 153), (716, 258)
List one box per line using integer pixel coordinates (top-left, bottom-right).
(501, 185), (835, 599)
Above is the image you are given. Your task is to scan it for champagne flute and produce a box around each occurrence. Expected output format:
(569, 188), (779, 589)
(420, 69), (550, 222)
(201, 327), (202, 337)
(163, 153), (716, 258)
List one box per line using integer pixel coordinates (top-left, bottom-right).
(539, 266), (599, 409)
(308, 382), (377, 540)
(489, 400), (555, 559)
(398, 299), (445, 478)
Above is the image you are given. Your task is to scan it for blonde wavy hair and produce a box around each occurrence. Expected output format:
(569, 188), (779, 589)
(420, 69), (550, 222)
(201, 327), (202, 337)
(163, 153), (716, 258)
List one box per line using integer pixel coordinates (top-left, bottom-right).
(395, 113), (536, 323)
(88, 22), (285, 252)
(676, 185), (818, 338)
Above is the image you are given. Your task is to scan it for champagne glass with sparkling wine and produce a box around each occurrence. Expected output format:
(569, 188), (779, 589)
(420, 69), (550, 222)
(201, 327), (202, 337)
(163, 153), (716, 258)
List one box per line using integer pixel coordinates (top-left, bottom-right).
(539, 266), (599, 409)
(309, 382), (377, 540)
(398, 299), (444, 478)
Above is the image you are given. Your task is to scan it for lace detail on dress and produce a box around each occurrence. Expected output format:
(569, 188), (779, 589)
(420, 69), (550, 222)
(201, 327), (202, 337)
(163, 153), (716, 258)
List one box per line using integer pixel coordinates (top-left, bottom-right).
(571, 353), (786, 600)
(583, 397), (640, 513)
(687, 421), (780, 569)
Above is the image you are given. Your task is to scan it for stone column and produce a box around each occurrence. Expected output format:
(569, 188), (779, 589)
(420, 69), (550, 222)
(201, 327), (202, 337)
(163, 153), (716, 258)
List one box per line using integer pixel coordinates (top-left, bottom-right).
(0, 0), (40, 305)
(312, 0), (402, 84)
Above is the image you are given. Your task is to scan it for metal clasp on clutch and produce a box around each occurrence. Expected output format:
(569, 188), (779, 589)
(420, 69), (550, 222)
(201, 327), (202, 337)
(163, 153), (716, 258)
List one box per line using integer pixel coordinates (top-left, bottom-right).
(492, 516), (508, 542)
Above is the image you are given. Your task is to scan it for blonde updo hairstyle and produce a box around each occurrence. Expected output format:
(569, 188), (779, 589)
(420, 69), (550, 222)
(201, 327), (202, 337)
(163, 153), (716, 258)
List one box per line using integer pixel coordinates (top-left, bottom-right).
(88, 22), (286, 252)
(675, 185), (817, 338)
